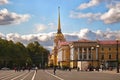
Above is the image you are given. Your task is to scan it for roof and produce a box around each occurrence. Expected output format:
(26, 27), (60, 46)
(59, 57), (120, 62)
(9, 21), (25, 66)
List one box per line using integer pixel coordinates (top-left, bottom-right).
(98, 40), (120, 45)
(71, 39), (96, 43)
(78, 39), (92, 42)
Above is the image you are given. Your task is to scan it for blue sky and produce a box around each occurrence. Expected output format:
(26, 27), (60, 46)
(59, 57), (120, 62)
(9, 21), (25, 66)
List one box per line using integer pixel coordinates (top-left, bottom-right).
(0, 0), (120, 50)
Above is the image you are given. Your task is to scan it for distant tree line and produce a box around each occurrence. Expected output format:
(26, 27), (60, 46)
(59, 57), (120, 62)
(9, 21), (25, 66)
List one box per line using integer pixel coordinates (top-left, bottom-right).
(0, 38), (50, 69)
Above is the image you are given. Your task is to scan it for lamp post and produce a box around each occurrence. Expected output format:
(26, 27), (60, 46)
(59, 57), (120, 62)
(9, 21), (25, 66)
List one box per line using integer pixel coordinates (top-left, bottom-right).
(116, 40), (119, 73)
(96, 45), (99, 66)
(91, 47), (94, 66)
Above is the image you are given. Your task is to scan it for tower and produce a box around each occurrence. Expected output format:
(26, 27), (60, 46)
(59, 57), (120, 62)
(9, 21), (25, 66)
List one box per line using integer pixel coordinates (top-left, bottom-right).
(57, 7), (61, 34)
(52, 7), (66, 66)
(54, 7), (66, 47)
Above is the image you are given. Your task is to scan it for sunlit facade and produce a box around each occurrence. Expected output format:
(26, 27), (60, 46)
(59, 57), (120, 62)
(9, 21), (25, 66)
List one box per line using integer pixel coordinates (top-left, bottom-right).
(98, 40), (120, 68)
(49, 8), (120, 70)
(57, 40), (120, 70)
(69, 39), (98, 70)
(58, 42), (70, 68)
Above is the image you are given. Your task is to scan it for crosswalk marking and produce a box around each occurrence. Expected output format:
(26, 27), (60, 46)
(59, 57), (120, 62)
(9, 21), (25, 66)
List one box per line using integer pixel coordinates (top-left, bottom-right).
(11, 71), (27, 80)
(21, 71), (33, 80)
(31, 71), (36, 80)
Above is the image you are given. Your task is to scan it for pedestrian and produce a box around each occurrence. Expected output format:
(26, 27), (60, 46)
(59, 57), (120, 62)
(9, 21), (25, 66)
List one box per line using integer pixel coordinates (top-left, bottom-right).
(77, 67), (80, 71)
(28, 67), (31, 72)
(35, 66), (38, 72)
(22, 66), (25, 71)
(53, 66), (56, 75)
(69, 67), (71, 71)
(14, 67), (17, 72)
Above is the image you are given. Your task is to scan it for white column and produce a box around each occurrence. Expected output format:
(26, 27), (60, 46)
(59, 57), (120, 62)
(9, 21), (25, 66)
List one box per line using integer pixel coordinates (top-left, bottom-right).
(82, 48), (84, 60)
(96, 47), (98, 60)
(78, 48), (80, 60)
(70, 47), (74, 60)
(91, 48), (93, 60)
(87, 48), (89, 60)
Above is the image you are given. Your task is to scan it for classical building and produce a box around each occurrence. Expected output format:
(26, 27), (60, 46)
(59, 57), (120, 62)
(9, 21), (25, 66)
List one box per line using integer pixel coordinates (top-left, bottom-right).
(69, 39), (98, 70)
(48, 8), (120, 71)
(57, 39), (120, 70)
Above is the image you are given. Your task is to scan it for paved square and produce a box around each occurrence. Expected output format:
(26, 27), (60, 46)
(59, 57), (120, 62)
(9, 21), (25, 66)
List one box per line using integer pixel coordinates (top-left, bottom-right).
(0, 69), (120, 80)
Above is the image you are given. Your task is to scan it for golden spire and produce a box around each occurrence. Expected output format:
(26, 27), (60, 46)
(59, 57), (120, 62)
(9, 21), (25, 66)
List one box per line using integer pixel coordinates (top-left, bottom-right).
(57, 6), (61, 34)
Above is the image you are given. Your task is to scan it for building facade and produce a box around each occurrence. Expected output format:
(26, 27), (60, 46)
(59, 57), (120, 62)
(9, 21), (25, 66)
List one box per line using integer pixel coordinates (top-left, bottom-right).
(58, 41), (70, 69)
(57, 40), (120, 70)
(98, 40), (120, 69)
(48, 8), (120, 71)
(69, 39), (98, 70)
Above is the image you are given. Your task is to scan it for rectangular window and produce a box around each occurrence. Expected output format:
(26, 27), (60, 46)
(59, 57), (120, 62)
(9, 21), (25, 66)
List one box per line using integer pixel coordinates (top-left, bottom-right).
(89, 53), (91, 59)
(101, 54), (104, 60)
(109, 54), (112, 59)
(101, 48), (104, 51)
(109, 48), (111, 51)
(84, 54), (86, 59)
(80, 54), (82, 60)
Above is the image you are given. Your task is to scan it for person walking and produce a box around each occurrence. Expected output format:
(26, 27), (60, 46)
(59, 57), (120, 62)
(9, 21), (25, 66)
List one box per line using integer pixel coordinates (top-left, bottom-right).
(53, 66), (56, 75)
(77, 67), (80, 71)
(35, 66), (38, 72)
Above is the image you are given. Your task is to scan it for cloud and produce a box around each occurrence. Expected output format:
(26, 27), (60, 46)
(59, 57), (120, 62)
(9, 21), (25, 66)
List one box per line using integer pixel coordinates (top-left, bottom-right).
(48, 23), (57, 30)
(77, 0), (115, 10)
(0, 28), (120, 51)
(34, 23), (57, 32)
(70, 11), (101, 21)
(71, 1), (120, 24)
(64, 33), (79, 41)
(0, 0), (9, 5)
(0, 32), (5, 39)
(78, 28), (96, 40)
(35, 24), (47, 32)
(78, 0), (102, 10)
(0, 9), (30, 25)
(5, 32), (55, 51)
(100, 2), (120, 24)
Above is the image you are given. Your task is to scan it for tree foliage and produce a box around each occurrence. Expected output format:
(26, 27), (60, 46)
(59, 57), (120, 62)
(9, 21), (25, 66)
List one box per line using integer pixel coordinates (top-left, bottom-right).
(27, 41), (49, 68)
(0, 39), (50, 69)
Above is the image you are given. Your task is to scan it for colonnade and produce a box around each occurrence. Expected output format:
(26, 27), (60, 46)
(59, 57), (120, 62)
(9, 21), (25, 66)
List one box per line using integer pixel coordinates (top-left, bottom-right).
(70, 47), (99, 61)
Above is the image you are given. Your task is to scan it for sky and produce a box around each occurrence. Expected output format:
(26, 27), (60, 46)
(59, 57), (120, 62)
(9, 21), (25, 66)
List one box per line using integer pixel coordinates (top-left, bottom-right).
(0, 0), (120, 51)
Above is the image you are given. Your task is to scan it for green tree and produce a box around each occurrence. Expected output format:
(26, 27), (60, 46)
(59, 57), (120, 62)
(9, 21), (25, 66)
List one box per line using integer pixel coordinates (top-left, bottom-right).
(0, 38), (31, 69)
(0, 38), (49, 69)
(27, 41), (50, 68)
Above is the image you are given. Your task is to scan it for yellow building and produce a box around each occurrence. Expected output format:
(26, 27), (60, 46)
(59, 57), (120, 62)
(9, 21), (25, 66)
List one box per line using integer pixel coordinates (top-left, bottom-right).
(49, 7), (120, 71)
(57, 39), (120, 71)
(48, 53), (54, 67)
(98, 40), (120, 69)
(69, 39), (98, 70)
(58, 41), (70, 69)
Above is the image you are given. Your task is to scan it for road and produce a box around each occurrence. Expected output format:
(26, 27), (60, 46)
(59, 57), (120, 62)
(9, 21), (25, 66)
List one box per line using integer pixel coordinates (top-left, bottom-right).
(0, 69), (120, 80)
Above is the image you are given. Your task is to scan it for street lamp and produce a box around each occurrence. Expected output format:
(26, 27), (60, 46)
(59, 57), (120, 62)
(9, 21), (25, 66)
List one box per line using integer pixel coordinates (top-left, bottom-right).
(91, 47), (94, 66)
(116, 40), (119, 73)
(96, 45), (100, 66)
